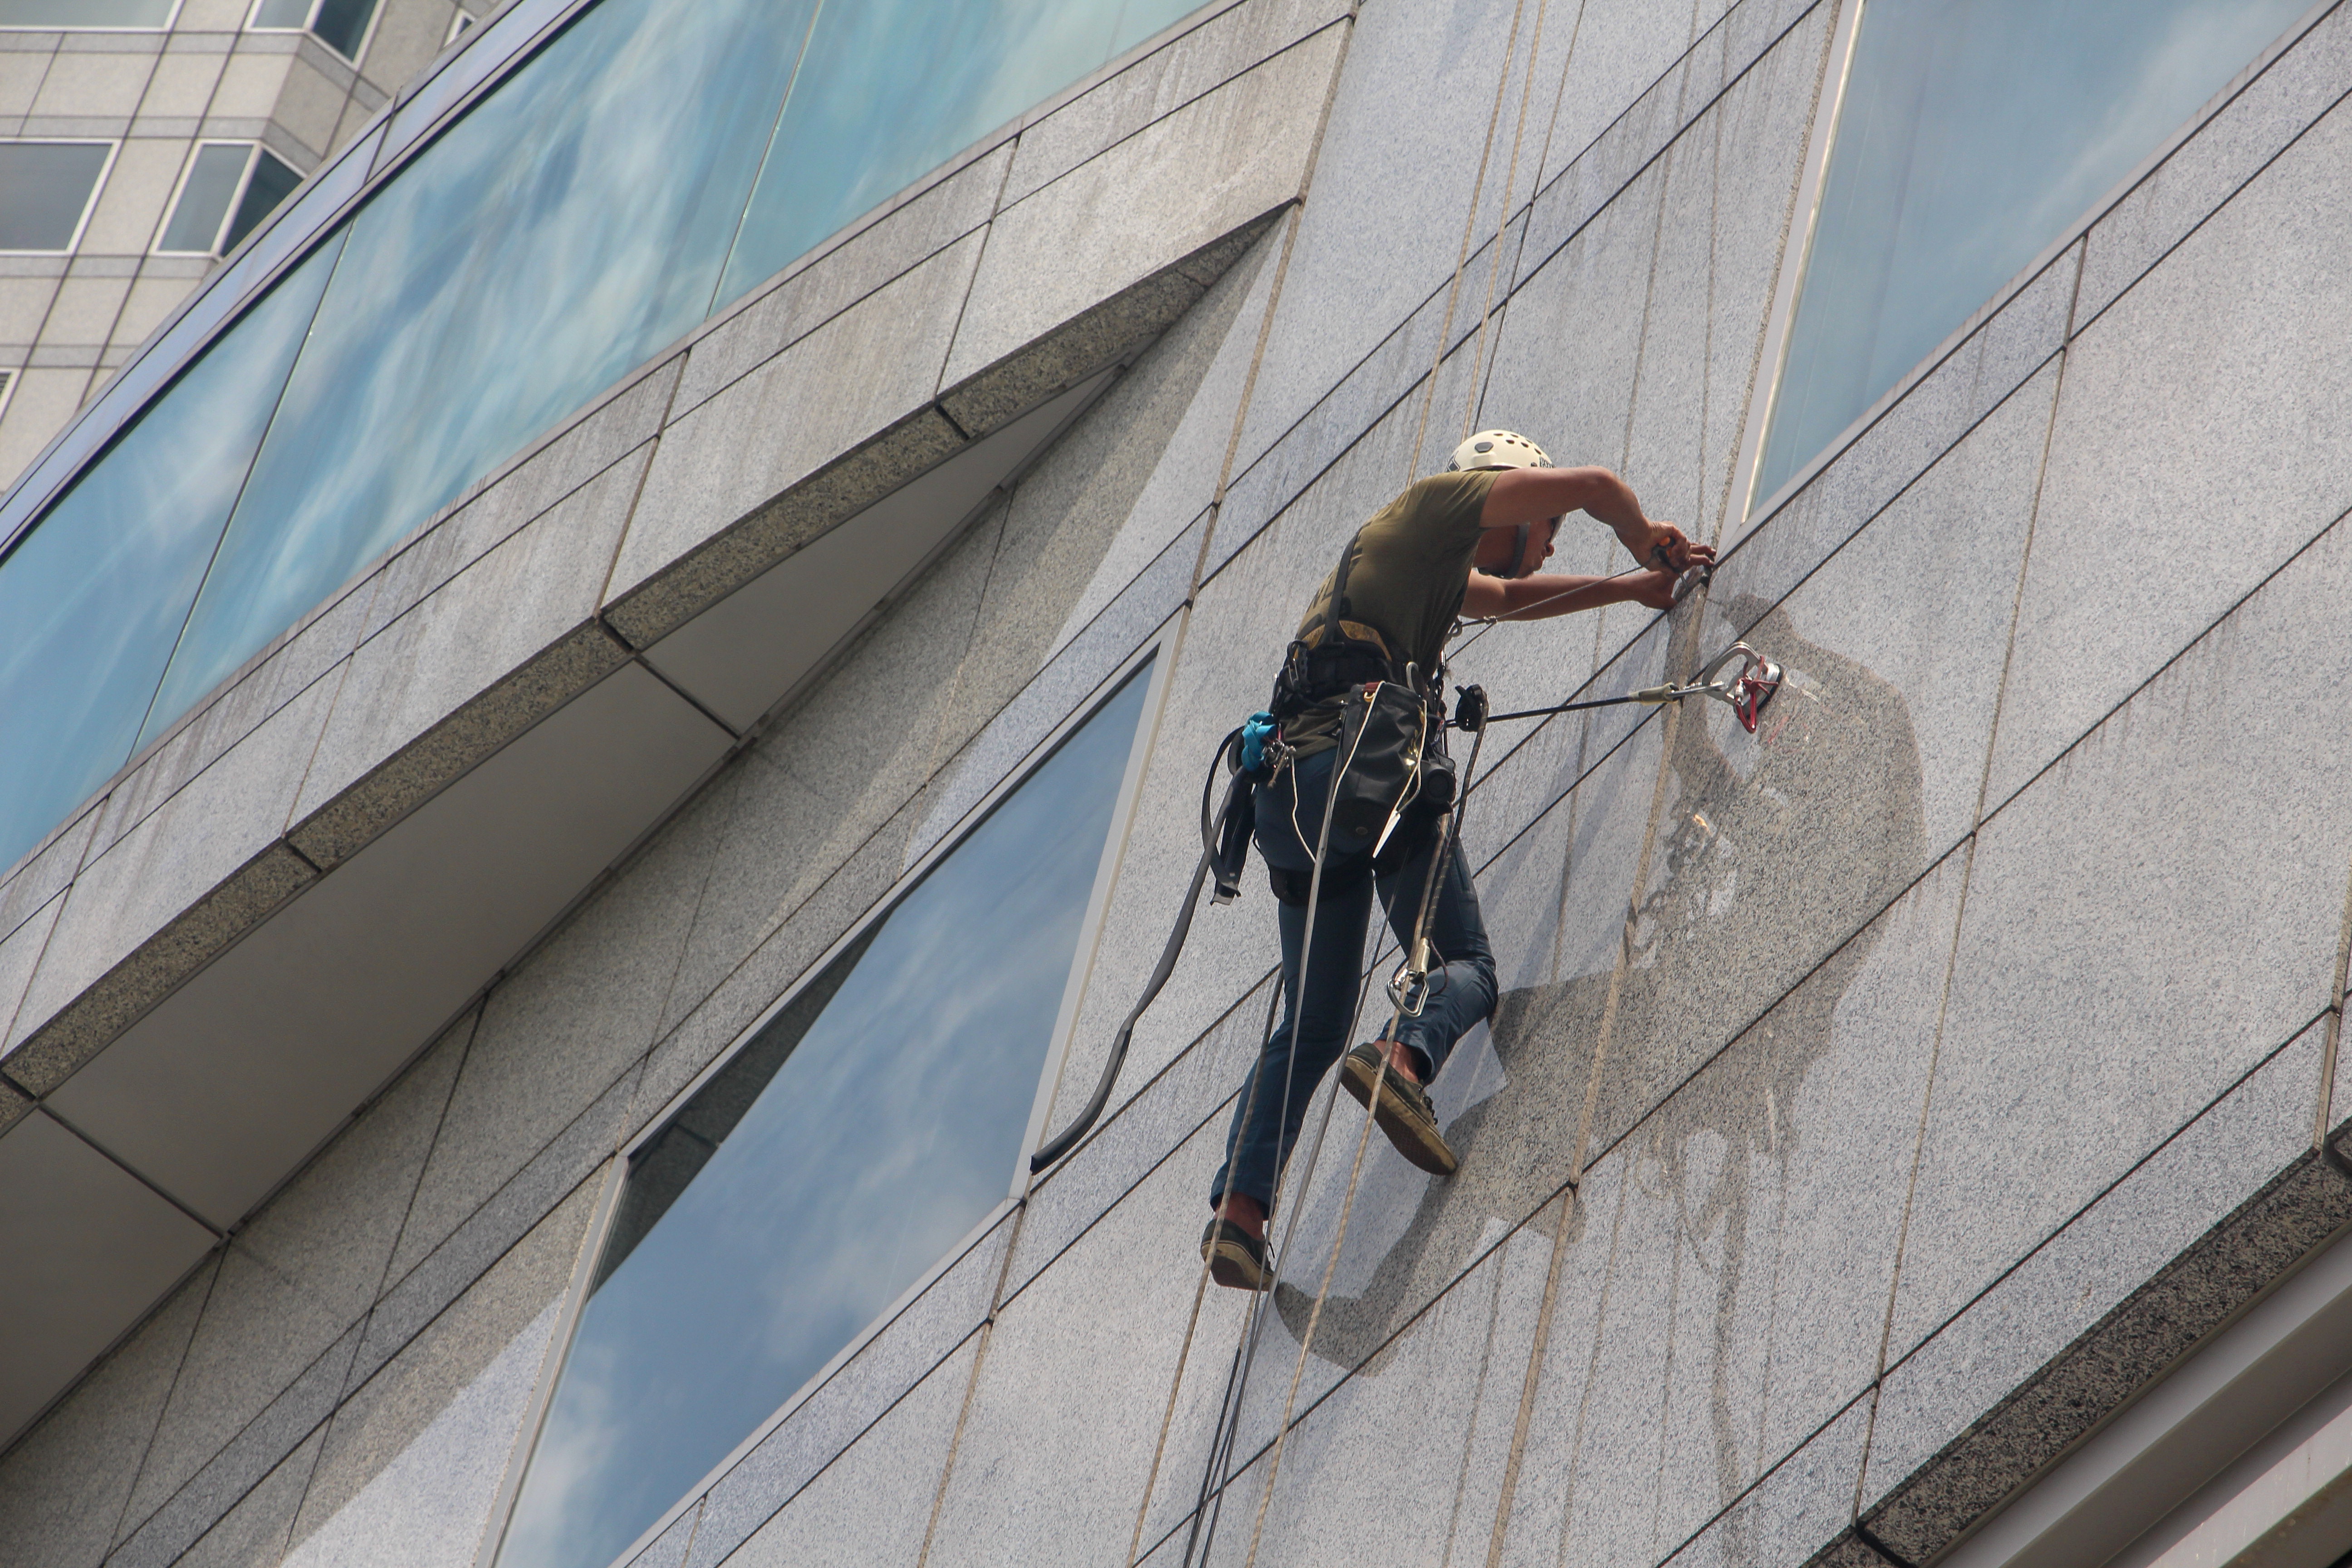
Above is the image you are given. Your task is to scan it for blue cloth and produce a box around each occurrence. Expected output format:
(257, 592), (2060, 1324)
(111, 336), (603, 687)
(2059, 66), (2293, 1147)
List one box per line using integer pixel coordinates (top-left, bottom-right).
(1210, 748), (1496, 1215)
(1240, 710), (1277, 774)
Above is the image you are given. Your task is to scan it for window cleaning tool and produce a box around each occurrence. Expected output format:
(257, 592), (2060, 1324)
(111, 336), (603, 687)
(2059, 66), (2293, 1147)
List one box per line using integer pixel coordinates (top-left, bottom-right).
(1475, 640), (1784, 735)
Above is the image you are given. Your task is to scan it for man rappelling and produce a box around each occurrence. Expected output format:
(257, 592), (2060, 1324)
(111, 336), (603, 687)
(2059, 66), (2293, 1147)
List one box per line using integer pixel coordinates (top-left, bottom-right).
(1198, 431), (1714, 1291)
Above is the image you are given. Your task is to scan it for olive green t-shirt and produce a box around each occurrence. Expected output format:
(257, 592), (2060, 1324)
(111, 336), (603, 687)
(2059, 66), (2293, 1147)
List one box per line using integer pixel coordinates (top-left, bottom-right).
(1284, 469), (1499, 754)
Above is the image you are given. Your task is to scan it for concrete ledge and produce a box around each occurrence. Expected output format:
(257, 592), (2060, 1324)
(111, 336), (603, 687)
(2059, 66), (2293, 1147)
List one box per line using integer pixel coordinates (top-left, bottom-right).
(1852, 1151), (2352, 1564)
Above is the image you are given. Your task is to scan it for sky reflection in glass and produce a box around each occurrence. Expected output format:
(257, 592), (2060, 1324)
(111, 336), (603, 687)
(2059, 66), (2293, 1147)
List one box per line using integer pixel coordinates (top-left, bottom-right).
(2, 0), (1197, 875)
(1756, 0), (2311, 505)
(147, 0), (813, 733)
(0, 236), (339, 867)
(495, 663), (1151, 1568)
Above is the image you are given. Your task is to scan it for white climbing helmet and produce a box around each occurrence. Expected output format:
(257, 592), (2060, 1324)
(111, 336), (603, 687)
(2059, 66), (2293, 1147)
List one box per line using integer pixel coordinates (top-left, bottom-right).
(1448, 429), (1551, 472)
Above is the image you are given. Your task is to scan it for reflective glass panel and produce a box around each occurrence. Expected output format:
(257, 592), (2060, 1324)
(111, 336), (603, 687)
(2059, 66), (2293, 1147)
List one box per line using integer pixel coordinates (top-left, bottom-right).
(250, 0), (309, 25)
(1756, 0), (2312, 505)
(0, 0), (175, 23)
(497, 662), (1153, 1568)
(159, 144), (251, 254)
(148, 0), (816, 733)
(0, 233), (341, 873)
(0, 143), (111, 251)
(716, 0), (1205, 306)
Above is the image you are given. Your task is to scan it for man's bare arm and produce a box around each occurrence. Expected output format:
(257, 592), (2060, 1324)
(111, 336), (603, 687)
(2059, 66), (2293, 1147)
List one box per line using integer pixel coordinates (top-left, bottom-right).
(1481, 466), (1714, 571)
(1459, 568), (1678, 620)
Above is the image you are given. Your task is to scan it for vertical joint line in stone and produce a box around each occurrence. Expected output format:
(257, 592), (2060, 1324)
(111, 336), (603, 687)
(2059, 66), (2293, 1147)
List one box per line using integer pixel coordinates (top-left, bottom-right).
(1481, 1185), (1575, 1568)
(913, 1205), (1026, 1568)
(2313, 849), (2352, 1162)
(1457, 0), (1554, 447)
(1407, 0), (1528, 484)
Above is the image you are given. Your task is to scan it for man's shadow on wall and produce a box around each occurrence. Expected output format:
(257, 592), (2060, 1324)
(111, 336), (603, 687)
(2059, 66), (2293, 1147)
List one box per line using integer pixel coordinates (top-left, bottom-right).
(1272, 593), (1928, 1404)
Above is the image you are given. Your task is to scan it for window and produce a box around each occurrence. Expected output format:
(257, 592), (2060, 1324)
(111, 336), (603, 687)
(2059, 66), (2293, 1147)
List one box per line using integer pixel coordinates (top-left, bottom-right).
(157, 143), (302, 257)
(249, 0), (381, 60)
(491, 660), (1157, 1568)
(0, 369), (16, 423)
(445, 6), (476, 46)
(0, 142), (114, 253)
(0, 0), (177, 25)
(1752, 0), (2316, 509)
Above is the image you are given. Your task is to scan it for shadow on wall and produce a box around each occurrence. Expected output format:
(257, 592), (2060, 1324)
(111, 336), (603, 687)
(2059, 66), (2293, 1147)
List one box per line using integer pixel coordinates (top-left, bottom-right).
(1273, 593), (1927, 1461)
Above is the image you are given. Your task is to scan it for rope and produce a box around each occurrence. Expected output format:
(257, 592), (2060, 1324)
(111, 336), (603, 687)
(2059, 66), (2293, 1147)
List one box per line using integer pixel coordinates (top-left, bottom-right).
(1140, 5), (1571, 1555)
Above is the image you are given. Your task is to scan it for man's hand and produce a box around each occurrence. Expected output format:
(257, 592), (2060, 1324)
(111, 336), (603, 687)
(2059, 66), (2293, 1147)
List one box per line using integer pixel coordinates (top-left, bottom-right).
(1644, 523), (1715, 573)
(1627, 568), (1681, 610)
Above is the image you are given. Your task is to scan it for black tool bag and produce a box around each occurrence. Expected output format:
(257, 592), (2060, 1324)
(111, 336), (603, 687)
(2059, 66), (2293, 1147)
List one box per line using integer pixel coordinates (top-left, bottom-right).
(1330, 679), (1433, 850)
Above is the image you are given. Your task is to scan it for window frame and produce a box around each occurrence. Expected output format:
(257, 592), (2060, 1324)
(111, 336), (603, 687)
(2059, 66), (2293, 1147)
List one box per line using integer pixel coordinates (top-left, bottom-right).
(445, 5), (478, 47)
(153, 140), (267, 257)
(0, 0), (183, 30)
(0, 138), (120, 256)
(0, 369), (18, 426)
(475, 633), (1176, 1568)
(1729, 0), (2333, 535)
(245, 0), (384, 64)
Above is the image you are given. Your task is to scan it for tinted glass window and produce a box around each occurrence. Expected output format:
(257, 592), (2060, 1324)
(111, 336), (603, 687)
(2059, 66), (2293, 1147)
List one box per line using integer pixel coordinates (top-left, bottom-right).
(159, 144), (252, 255)
(495, 662), (1153, 1568)
(222, 148), (301, 252)
(0, 235), (341, 867)
(0, 0), (1209, 875)
(1756, 0), (2312, 505)
(0, 143), (111, 251)
(0, 0), (175, 23)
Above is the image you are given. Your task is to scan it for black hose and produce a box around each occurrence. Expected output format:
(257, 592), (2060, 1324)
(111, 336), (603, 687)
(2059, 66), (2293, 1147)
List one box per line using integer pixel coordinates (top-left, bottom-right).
(1030, 730), (1247, 1174)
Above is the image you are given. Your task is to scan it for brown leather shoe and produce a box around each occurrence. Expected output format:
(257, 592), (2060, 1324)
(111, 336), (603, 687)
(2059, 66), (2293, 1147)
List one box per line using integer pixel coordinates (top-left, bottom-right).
(1201, 1217), (1270, 1291)
(1340, 1043), (1458, 1175)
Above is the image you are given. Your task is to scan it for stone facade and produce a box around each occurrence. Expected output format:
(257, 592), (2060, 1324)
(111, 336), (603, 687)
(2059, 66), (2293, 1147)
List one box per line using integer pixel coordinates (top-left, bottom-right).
(4, 0), (2351, 1564)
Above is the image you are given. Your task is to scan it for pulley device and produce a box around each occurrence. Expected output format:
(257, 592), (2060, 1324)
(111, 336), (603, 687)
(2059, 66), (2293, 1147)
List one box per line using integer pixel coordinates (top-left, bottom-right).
(1474, 640), (1784, 735)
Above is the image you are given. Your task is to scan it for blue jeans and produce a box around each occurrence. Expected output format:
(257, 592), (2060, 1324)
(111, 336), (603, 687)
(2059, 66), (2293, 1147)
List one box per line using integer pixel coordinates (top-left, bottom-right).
(1210, 748), (1497, 1215)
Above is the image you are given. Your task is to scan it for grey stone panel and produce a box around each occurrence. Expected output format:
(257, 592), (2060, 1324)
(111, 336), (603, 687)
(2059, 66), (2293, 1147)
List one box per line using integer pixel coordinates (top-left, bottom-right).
(1472, 855), (1962, 1567)
(1983, 99), (2352, 811)
(627, 803), (913, 1147)
(354, 1106), (620, 1397)
(0, 1073), (26, 1138)
(381, 775), (724, 1286)
(1219, 0), (1556, 475)
(1174, 1218), (1556, 1568)
(2073, 0), (2352, 332)
(1012, 977), (1272, 1299)
(285, 450), (652, 867)
(3, 676), (330, 1089)
(638, 507), (1015, 1063)
(0, 797), (98, 954)
(1658, 1396), (1874, 1568)
(623, 1504), (701, 1568)
(113, 1024), (465, 1534)
(167, 1426), (322, 1568)
(1613, 1), (1833, 546)
(671, 148), (1011, 423)
(605, 235), (985, 649)
(1861, 1031), (2352, 1564)
(0, 894), (64, 1092)
(107, 1320), (360, 1568)
(1000, 0), (1347, 209)
(680, 1214), (1009, 1568)
(281, 1179), (602, 1568)
(0, 1259), (211, 1568)
(351, 362), (680, 648)
(926, 1113), (1255, 1568)
(83, 581), (376, 874)
(1575, 370), (2054, 1159)
(1732, 235), (2077, 564)
(1517, 0), (1827, 298)
(939, 24), (1339, 398)
(712, 1336), (980, 1568)
(1892, 514), (2352, 1359)
(895, 510), (1198, 874)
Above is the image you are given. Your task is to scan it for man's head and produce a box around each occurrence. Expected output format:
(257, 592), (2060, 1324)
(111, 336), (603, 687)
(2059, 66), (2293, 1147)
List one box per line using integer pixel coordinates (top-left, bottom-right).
(1451, 430), (1556, 580)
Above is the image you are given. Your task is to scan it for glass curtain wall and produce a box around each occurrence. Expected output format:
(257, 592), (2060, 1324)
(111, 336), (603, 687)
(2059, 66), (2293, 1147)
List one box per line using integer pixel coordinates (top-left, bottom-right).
(0, 0), (1202, 875)
(1754, 0), (2313, 506)
(494, 662), (1153, 1568)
